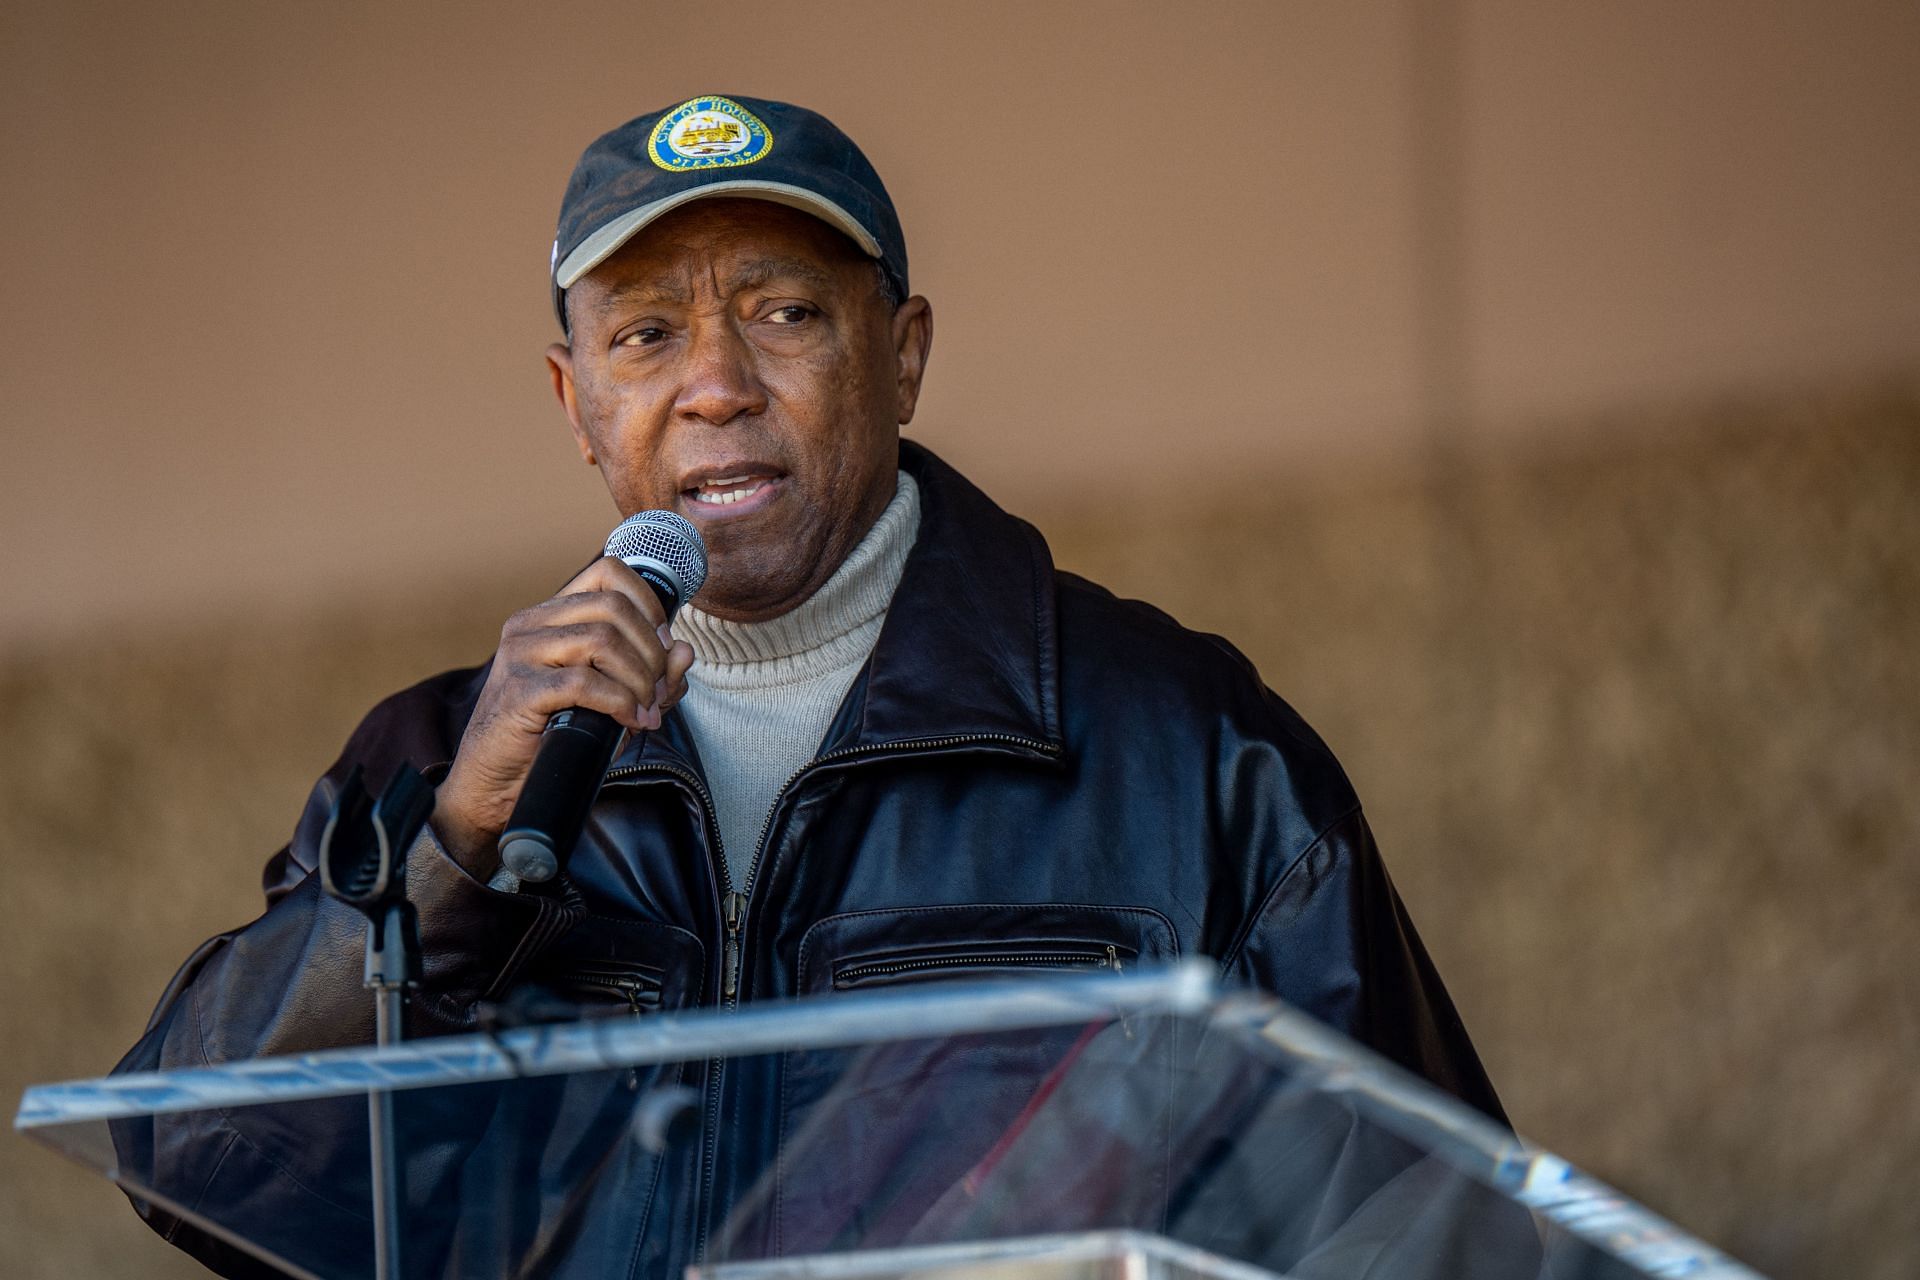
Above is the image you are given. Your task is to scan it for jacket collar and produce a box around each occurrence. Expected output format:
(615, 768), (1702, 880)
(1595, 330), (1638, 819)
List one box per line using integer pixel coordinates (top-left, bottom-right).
(626, 439), (1063, 775)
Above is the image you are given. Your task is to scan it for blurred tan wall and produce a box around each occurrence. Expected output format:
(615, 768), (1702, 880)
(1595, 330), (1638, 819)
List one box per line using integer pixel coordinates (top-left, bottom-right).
(2, 0), (1916, 643)
(3, 3), (1918, 1279)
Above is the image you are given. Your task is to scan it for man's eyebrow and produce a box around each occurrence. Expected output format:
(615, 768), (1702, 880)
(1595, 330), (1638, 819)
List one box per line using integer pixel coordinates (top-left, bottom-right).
(724, 255), (836, 293)
(590, 278), (687, 312)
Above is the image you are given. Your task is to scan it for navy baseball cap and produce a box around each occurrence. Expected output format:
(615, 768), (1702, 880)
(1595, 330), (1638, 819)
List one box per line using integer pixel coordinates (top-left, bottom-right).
(551, 94), (909, 330)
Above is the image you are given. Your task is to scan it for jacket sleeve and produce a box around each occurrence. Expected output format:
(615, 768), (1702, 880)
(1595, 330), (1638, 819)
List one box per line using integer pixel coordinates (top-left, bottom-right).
(1219, 805), (1507, 1125)
(1211, 809), (1538, 1275)
(110, 667), (579, 1278)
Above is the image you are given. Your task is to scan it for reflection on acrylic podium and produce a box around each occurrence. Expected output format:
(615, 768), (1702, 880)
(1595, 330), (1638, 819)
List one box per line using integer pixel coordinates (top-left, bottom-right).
(16, 963), (1766, 1280)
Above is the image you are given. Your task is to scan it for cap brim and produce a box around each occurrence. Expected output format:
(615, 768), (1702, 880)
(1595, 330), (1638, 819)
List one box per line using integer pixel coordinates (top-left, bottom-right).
(554, 181), (884, 289)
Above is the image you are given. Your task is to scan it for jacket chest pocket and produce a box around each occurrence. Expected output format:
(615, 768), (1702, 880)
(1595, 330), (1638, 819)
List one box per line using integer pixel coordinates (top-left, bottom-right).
(831, 940), (1132, 991)
(546, 958), (666, 1016)
(798, 903), (1178, 997)
(524, 914), (704, 1017)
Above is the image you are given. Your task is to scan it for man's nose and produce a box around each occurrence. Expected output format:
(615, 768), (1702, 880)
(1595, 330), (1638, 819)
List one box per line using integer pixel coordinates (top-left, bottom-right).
(674, 318), (769, 425)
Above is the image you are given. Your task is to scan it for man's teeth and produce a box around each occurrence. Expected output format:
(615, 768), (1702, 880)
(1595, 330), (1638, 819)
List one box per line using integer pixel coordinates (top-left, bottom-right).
(693, 477), (768, 505)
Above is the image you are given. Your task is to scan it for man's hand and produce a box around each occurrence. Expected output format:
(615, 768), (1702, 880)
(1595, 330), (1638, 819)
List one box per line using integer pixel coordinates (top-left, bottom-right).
(433, 557), (696, 876)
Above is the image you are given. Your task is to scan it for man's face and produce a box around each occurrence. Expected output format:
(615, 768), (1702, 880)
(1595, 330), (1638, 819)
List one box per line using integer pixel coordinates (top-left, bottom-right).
(548, 199), (932, 623)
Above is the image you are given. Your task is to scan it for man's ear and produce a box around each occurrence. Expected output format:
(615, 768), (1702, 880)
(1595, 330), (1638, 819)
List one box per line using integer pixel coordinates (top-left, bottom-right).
(546, 341), (597, 465)
(891, 296), (934, 425)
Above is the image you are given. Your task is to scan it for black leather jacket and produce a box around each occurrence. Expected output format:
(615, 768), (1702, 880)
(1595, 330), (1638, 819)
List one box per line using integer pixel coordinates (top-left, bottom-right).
(117, 441), (1502, 1278)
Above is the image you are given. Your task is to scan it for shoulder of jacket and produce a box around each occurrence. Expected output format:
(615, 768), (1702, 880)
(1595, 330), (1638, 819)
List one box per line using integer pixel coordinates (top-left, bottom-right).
(1052, 568), (1282, 699)
(1050, 569), (1354, 793)
(1054, 569), (1226, 647)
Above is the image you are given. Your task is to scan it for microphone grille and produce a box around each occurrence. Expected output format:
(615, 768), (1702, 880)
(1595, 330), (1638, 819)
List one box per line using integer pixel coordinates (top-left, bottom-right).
(604, 510), (709, 599)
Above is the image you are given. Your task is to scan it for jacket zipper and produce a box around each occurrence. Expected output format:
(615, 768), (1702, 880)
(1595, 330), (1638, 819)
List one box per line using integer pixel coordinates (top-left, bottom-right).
(722, 890), (746, 1001)
(833, 944), (1123, 989)
(601, 729), (1059, 1264)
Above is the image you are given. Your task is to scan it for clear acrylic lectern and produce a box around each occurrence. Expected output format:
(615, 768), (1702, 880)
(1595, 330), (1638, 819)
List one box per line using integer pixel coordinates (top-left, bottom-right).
(16, 963), (1763, 1280)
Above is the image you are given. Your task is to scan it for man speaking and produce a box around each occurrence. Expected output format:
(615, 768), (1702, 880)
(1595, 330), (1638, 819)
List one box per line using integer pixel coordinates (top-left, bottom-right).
(117, 96), (1501, 1277)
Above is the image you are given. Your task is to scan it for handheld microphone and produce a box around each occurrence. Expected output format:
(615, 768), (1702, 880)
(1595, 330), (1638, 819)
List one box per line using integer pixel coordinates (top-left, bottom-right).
(498, 510), (708, 883)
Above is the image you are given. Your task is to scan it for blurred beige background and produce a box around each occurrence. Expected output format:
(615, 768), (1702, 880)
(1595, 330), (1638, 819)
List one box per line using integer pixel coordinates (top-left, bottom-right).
(3, 2), (1916, 1278)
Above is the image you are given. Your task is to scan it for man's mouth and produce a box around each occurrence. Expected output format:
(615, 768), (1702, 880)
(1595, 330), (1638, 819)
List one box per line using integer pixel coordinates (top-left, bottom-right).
(680, 466), (787, 516)
(690, 474), (773, 506)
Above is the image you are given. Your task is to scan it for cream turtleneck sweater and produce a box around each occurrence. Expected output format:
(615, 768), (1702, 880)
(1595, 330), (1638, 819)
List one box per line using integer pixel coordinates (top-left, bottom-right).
(670, 470), (921, 888)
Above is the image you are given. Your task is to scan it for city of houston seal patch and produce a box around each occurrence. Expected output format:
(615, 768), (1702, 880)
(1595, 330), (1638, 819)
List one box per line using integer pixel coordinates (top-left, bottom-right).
(649, 97), (773, 171)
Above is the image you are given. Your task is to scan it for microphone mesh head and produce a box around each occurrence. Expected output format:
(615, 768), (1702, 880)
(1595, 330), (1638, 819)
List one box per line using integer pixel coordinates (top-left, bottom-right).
(604, 510), (709, 599)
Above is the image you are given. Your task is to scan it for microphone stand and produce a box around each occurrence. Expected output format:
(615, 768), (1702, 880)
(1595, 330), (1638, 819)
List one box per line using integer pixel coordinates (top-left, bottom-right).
(321, 763), (433, 1280)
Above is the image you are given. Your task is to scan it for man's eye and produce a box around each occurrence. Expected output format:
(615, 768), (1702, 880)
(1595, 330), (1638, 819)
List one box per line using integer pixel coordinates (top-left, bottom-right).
(767, 305), (815, 324)
(618, 326), (668, 346)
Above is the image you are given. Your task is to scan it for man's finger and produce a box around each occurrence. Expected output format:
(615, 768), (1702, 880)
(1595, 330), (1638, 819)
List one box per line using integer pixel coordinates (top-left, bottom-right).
(525, 663), (656, 731)
(663, 639), (696, 687)
(558, 556), (669, 629)
(512, 590), (666, 671)
(511, 619), (667, 691)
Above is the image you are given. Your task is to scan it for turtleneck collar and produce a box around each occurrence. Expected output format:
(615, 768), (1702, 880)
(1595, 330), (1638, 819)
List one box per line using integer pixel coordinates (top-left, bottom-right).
(672, 470), (921, 683)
